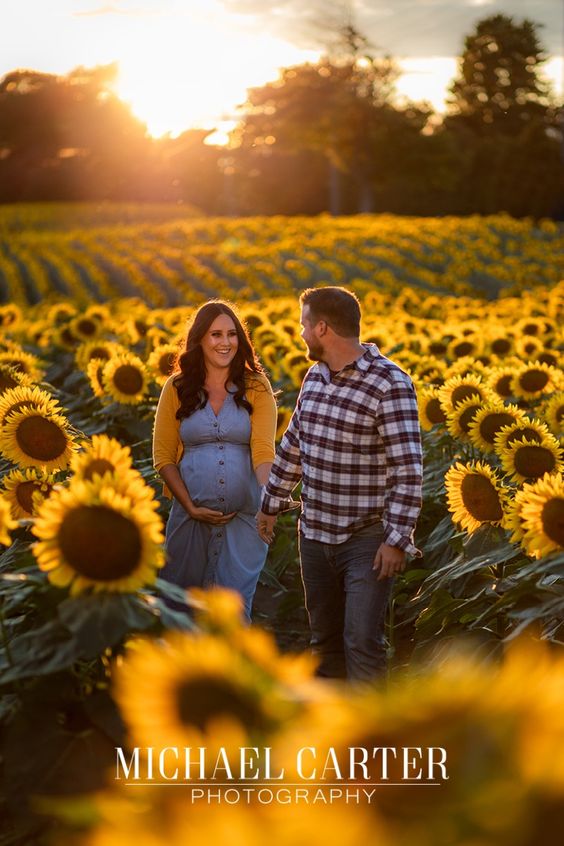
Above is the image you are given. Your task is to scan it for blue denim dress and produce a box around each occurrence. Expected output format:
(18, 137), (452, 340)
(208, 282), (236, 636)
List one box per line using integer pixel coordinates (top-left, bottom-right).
(161, 393), (267, 618)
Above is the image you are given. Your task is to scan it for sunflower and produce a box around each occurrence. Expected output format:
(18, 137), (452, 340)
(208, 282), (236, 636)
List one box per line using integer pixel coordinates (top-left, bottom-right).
(0, 349), (44, 382)
(47, 303), (77, 325)
(0, 304), (22, 330)
(514, 336), (545, 361)
(446, 396), (486, 442)
(487, 366), (518, 400)
(113, 629), (308, 753)
(32, 475), (164, 594)
(87, 359), (108, 399)
(102, 354), (149, 405)
(507, 473), (564, 559)
(494, 418), (551, 453)
(75, 340), (117, 372)
(70, 313), (102, 341)
(147, 344), (178, 386)
(0, 496), (17, 545)
(70, 434), (135, 483)
(0, 364), (32, 397)
(487, 333), (514, 358)
(447, 334), (482, 361)
(511, 362), (560, 401)
(467, 402), (524, 453)
(438, 374), (490, 414)
(543, 393), (564, 437)
(2, 467), (55, 519)
(0, 407), (77, 471)
(418, 387), (447, 431)
(445, 462), (508, 533)
(498, 435), (563, 484)
(0, 385), (61, 427)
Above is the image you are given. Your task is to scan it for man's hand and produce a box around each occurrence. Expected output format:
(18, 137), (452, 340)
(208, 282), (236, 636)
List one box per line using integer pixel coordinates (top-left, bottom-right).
(373, 543), (406, 580)
(256, 510), (277, 544)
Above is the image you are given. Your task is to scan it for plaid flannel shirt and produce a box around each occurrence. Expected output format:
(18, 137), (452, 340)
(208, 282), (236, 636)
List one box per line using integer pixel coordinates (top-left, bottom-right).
(261, 345), (423, 555)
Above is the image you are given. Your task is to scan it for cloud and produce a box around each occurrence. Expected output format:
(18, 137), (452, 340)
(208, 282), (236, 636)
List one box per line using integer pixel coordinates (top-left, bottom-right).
(219, 0), (562, 57)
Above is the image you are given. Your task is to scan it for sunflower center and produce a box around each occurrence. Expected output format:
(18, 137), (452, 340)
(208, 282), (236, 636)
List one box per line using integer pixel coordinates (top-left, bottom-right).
(176, 677), (268, 732)
(451, 385), (482, 407)
(89, 348), (111, 362)
(112, 365), (144, 395)
(77, 319), (97, 336)
(460, 474), (503, 522)
(15, 416), (67, 461)
(5, 359), (26, 374)
(506, 428), (543, 447)
(452, 341), (474, 358)
(541, 498), (564, 547)
(491, 339), (511, 355)
(426, 398), (446, 425)
(495, 375), (512, 397)
(539, 352), (557, 367)
(513, 446), (556, 480)
(458, 403), (482, 433)
(58, 505), (142, 580)
(429, 342), (447, 355)
(519, 369), (549, 393)
(479, 412), (517, 445)
(83, 458), (115, 481)
(16, 480), (46, 514)
(159, 352), (175, 376)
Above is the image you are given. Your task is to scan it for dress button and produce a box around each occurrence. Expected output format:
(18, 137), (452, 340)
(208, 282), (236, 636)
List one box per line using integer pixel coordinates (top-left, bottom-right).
(213, 422), (218, 427)
(219, 497), (224, 502)
(219, 479), (224, 484)
(219, 445), (224, 450)
(217, 532), (222, 538)
(219, 460), (224, 465)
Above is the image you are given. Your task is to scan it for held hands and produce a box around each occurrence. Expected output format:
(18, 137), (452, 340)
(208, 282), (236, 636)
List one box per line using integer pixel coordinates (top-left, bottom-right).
(373, 543), (406, 580)
(187, 504), (236, 525)
(256, 510), (277, 544)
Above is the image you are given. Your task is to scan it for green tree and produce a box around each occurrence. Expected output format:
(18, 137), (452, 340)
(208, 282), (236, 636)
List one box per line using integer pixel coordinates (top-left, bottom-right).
(447, 14), (555, 136)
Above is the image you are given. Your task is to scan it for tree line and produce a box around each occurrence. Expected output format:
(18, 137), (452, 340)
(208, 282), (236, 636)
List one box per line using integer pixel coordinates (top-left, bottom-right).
(0, 14), (562, 218)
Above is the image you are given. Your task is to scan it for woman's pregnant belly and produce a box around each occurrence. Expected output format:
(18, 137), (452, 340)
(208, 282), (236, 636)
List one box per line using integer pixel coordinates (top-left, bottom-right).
(179, 444), (259, 514)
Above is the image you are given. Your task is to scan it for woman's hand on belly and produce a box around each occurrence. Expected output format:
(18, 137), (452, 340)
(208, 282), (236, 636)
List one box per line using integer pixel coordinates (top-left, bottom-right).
(187, 504), (237, 525)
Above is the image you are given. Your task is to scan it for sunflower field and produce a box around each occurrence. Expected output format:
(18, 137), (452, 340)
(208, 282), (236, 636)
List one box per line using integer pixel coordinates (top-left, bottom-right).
(0, 207), (563, 845)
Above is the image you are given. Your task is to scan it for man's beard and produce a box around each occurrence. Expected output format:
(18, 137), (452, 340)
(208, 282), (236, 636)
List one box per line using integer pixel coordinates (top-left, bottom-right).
(305, 341), (324, 362)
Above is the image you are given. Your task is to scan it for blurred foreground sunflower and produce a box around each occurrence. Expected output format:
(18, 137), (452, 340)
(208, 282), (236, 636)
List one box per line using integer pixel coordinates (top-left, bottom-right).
(32, 476), (164, 594)
(445, 462), (508, 533)
(507, 473), (564, 558)
(0, 407), (76, 471)
(113, 630), (311, 753)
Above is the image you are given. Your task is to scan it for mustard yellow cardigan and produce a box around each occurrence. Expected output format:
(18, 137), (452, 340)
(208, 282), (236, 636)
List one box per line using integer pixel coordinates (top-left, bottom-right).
(153, 371), (277, 496)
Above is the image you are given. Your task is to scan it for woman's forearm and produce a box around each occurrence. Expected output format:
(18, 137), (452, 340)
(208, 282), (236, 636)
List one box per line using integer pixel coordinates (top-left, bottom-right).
(159, 464), (193, 513)
(255, 461), (272, 487)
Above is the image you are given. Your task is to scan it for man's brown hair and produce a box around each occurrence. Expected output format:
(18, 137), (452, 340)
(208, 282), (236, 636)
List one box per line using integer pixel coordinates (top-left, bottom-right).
(300, 286), (361, 338)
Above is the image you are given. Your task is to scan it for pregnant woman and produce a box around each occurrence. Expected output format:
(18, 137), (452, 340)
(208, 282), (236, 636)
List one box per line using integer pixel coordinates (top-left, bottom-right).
(153, 300), (277, 619)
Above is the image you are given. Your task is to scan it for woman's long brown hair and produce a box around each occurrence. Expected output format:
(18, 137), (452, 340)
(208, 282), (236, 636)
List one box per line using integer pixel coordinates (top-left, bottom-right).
(172, 301), (265, 420)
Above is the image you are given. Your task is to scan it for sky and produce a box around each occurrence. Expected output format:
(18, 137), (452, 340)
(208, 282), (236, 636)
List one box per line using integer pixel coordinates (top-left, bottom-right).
(0, 0), (561, 139)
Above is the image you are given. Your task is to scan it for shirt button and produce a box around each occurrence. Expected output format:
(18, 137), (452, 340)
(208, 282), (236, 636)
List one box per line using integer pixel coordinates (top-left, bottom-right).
(217, 532), (223, 538)
(219, 445), (224, 450)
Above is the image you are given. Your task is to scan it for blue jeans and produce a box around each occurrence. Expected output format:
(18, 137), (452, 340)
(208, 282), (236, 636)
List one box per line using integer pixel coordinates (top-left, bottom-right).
(298, 523), (394, 682)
